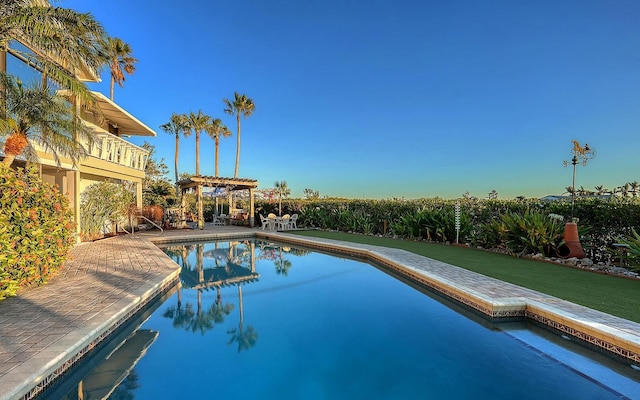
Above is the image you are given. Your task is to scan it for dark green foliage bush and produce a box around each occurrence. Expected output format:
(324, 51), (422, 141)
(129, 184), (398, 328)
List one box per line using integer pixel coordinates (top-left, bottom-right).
(261, 196), (640, 265)
(0, 164), (75, 299)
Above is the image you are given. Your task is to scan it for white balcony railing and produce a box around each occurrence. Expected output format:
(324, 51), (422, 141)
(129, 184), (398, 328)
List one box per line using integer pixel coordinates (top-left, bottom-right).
(86, 131), (149, 171)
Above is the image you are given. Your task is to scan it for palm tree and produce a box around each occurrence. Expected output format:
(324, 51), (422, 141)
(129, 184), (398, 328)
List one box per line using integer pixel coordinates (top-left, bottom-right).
(617, 183), (631, 198)
(187, 111), (211, 229)
(103, 36), (137, 101)
(594, 185), (605, 196)
(187, 110), (211, 176)
(0, 73), (93, 166)
(631, 181), (639, 197)
(274, 180), (290, 215)
(223, 92), (255, 178)
(160, 113), (190, 193)
(1, 0), (108, 106)
(205, 118), (231, 177)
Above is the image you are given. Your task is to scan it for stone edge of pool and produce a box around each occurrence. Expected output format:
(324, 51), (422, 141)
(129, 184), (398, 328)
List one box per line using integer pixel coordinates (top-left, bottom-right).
(10, 229), (640, 400)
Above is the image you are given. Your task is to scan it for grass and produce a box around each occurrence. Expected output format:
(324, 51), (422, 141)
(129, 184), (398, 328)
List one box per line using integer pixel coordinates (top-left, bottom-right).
(290, 230), (640, 323)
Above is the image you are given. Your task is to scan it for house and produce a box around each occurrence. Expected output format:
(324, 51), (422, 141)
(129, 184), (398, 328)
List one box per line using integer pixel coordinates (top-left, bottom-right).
(1, 21), (155, 238)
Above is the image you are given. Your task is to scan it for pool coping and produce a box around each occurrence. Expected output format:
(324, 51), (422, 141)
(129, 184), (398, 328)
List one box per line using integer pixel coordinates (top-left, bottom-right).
(2, 227), (640, 400)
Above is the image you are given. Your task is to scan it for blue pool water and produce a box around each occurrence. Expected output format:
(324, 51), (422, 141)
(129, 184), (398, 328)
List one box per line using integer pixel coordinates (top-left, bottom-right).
(49, 239), (640, 400)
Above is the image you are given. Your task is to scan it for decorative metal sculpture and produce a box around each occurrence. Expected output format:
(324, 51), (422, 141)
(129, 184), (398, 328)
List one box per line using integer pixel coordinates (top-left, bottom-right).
(563, 140), (596, 220)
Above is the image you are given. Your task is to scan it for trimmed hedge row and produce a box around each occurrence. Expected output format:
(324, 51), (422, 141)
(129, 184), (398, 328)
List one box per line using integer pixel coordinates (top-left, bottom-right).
(255, 196), (640, 264)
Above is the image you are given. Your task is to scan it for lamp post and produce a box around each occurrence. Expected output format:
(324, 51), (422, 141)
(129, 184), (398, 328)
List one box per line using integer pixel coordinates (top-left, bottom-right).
(559, 140), (596, 259)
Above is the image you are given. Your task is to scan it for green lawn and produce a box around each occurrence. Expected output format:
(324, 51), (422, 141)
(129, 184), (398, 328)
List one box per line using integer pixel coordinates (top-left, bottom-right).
(290, 230), (640, 323)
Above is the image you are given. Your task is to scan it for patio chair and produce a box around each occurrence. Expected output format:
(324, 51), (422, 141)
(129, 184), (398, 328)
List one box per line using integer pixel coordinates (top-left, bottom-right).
(212, 214), (227, 226)
(288, 214), (298, 229)
(259, 214), (275, 231)
(276, 214), (290, 231)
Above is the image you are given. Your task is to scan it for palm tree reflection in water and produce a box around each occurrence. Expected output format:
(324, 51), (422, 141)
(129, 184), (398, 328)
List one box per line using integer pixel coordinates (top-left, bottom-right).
(162, 241), (258, 350)
(227, 285), (258, 352)
(162, 241), (311, 350)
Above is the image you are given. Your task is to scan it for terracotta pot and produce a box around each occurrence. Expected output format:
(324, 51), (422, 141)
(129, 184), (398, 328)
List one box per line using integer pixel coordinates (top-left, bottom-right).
(557, 222), (585, 259)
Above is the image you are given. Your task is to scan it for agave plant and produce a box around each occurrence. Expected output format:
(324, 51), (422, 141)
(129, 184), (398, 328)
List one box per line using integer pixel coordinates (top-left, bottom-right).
(618, 228), (640, 271)
(499, 210), (565, 257)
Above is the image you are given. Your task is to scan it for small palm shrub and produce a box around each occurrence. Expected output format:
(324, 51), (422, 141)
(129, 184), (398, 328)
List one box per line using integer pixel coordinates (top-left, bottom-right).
(0, 164), (75, 299)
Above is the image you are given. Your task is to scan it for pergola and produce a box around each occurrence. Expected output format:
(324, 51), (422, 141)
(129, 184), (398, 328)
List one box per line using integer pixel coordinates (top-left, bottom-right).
(176, 176), (259, 228)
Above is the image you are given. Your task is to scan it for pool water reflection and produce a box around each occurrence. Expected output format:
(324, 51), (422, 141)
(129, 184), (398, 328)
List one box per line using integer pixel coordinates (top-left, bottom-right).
(50, 239), (640, 400)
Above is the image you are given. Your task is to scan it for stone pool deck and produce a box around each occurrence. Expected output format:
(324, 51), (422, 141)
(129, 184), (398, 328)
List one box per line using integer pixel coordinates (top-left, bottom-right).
(1, 225), (640, 399)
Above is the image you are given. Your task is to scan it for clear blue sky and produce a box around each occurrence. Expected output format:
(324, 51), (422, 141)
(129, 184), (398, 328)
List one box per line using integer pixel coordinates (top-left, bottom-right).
(64, 0), (640, 199)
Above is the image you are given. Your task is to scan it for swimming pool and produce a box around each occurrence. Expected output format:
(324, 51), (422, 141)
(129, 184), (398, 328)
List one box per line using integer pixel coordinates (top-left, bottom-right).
(47, 239), (640, 399)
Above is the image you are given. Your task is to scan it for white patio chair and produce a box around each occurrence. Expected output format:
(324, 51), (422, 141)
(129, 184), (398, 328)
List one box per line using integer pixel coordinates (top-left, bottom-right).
(259, 214), (274, 230)
(288, 214), (298, 229)
(212, 214), (227, 226)
(276, 214), (290, 231)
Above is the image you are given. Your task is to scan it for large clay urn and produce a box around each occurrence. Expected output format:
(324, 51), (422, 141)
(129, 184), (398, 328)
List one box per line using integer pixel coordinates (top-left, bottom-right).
(557, 222), (585, 259)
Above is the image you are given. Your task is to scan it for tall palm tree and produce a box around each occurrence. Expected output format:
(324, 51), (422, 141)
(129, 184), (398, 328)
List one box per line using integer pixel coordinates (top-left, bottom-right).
(0, 72), (93, 166)
(274, 180), (290, 216)
(187, 110), (211, 229)
(1, 0), (107, 106)
(160, 113), (190, 192)
(205, 118), (231, 177)
(103, 36), (137, 101)
(187, 110), (211, 176)
(223, 92), (255, 178)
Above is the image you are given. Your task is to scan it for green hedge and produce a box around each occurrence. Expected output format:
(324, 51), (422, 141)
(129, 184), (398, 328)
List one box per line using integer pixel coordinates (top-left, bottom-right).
(0, 164), (76, 299)
(254, 196), (640, 264)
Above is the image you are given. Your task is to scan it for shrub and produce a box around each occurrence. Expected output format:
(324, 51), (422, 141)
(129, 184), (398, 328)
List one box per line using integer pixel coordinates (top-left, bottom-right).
(256, 196), (639, 265)
(0, 164), (75, 299)
(498, 210), (564, 257)
(80, 181), (135, 241)
(618, 228), (640, 271)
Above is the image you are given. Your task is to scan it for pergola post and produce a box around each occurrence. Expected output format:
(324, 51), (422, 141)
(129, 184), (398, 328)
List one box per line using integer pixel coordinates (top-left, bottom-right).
(180, 188), (187, 229)
(249, 187), (255, 228)
(197, 183), (204, 229)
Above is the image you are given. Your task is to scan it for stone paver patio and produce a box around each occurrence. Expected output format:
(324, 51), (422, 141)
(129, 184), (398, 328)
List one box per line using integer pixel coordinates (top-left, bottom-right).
(1, 225), (639, 399)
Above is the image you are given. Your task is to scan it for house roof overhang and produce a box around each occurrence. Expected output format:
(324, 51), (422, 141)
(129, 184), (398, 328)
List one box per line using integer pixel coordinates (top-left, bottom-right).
(90, 91), (156, 137)
(58, 90), (156, 137)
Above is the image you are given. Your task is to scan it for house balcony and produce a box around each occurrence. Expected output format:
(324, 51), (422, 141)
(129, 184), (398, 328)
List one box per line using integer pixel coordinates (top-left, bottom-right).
(85, 128), (149, 172)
